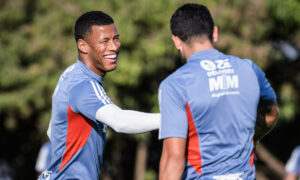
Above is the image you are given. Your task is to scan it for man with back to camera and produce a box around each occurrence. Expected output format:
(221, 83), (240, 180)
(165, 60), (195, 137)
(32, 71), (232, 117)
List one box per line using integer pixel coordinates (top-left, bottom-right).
(38, 11), (160, 179)
(158, 3), (279, 180)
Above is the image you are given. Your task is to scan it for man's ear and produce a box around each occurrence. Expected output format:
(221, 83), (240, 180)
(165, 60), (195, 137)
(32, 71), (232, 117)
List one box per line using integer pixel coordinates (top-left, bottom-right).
(77, 39), (89, 54)
(171, 35), (183, 51)
(213, 26), (218, 43)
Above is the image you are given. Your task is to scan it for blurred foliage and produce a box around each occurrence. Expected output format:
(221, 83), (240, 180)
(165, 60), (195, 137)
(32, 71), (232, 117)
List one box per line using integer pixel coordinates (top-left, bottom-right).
(0, 0), (299, 179)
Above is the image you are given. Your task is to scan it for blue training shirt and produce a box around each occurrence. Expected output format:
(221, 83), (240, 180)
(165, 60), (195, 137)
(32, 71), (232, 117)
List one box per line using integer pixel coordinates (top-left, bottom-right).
(285, 146), (300, 179)
(159, 49), (276, 180)
(39, 60), (111, 180)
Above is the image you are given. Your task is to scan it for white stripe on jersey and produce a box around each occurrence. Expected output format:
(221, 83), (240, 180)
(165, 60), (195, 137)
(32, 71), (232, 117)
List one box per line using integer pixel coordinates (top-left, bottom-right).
(95, 82), (111, 104)
(90, 81), (109, 105)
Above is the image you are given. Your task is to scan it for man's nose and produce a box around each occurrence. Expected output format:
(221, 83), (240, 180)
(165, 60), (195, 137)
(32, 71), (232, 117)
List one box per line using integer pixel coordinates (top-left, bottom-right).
(108, 39), (121, 51)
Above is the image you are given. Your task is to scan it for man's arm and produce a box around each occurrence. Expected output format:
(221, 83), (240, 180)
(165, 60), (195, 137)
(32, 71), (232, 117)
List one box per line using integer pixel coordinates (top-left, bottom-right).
(68, 80), (160, 134)
(254, 102), (279, 143)
(159, 138), (186, 180)
(96, 104), (160, 133)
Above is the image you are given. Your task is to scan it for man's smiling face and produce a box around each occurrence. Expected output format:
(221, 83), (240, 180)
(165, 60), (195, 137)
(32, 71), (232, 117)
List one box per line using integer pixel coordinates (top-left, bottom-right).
(84, 24), (121, 76)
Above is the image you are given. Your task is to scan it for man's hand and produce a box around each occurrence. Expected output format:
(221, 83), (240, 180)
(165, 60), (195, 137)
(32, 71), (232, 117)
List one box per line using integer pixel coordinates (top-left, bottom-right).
(254, 102), (279, 144)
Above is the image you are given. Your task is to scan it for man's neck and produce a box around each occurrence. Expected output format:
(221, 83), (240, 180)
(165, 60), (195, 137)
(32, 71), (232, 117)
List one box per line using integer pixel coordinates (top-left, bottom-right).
(78, 54), (106, 77)
(183, 40), (215, 61)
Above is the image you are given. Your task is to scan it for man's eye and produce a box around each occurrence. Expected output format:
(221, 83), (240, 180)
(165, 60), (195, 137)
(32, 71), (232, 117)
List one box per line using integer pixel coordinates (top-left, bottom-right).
(100, 40), (109, 44)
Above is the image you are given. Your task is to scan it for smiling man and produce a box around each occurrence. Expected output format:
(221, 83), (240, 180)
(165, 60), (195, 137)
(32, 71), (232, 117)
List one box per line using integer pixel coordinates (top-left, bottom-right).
(38, 11), (160, 180)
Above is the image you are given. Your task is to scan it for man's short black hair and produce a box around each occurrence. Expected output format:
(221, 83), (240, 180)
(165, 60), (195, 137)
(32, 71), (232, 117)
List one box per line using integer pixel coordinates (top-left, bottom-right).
(170, 3), (214, 43)
(75, 11), (114, 42)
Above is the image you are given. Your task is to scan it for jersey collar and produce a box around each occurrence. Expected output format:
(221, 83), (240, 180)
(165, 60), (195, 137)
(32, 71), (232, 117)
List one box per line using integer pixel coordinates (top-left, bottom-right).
(76, 60), (103, 83)
(187, 49), (221, 62)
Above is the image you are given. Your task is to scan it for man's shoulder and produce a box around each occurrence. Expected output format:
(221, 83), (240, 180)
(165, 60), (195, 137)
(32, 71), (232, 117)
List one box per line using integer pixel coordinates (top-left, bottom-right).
(61, 63), (88, 79)
(222, 53), (254, 65)
(69, 79), (100, 98)
(160, 67), (186, 88)
(218, 53), (260, 76)
(58, 63), (96, 89)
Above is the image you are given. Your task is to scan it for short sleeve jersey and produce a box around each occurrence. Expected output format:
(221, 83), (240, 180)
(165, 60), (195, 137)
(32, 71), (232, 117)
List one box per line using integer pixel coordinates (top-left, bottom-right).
(39, 60), (112, 180)
(285, 146), (300, 179)
(159, 49), (276, 179)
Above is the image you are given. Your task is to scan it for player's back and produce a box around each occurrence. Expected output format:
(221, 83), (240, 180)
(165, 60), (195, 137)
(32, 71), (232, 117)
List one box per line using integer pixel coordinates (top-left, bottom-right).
(164, 49), (260, 179)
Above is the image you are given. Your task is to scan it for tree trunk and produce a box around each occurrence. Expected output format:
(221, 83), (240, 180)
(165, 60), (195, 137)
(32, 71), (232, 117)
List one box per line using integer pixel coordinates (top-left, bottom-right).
(256, 144), (286, 179)
(134, 141), (148, 180)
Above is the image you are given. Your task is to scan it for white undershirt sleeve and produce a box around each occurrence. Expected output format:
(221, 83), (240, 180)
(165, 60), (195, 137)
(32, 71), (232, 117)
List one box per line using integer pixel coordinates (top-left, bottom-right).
(95, 104), (160, 133)
(47, 121), (52, 140)
(35, 145), (50, 172)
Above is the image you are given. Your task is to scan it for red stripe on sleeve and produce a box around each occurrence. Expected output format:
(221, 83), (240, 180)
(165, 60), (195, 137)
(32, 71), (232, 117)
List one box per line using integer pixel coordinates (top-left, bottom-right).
(186, 102), (203, 175)
(59, 105), (95, 172)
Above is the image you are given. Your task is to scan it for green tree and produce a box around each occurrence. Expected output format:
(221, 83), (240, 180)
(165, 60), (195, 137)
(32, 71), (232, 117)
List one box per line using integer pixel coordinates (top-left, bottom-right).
(0, 0), (299, 179)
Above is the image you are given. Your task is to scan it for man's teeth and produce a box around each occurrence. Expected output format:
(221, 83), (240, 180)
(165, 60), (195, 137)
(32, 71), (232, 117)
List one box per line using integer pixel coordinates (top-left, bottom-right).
(104, 55), (117, 59)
